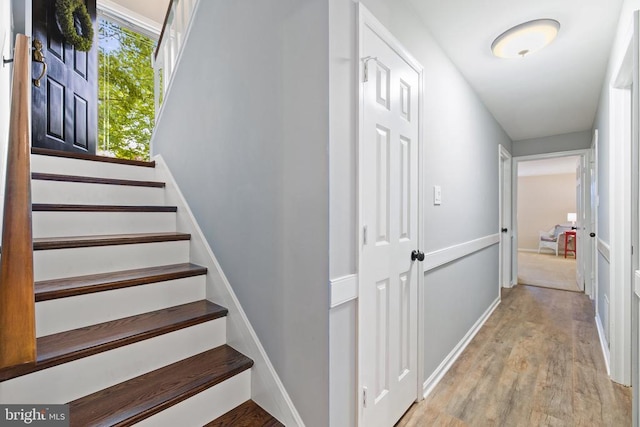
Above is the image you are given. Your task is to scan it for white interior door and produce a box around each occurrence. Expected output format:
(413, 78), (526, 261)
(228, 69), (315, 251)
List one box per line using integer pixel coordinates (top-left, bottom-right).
(499, 146), (512, 288)
(576, 161), (585, 291)
(359, 14), (421, 427)
(586, 138), (598, 300)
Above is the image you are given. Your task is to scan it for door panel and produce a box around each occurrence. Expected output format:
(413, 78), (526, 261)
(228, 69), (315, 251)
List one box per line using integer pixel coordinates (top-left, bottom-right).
(32, 0), (97, 154)
(360, 22), (420, 427)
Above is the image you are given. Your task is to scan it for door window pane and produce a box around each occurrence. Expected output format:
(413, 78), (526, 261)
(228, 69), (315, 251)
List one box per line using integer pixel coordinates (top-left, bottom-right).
(98, 18), (156, 160)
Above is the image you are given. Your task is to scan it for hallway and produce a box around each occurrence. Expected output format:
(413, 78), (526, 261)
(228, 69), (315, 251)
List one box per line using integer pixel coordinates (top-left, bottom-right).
(397, 286), (631, 426)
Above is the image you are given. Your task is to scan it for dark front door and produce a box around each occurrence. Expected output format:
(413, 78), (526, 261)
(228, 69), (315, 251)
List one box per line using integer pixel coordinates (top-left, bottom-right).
(32, 0), (97, 154)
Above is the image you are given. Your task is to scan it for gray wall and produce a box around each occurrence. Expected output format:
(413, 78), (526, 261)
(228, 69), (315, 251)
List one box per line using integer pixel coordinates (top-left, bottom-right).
(151, 1), (330, 425)
(511, 130), (592, 157)
(329, 0), (511, 424)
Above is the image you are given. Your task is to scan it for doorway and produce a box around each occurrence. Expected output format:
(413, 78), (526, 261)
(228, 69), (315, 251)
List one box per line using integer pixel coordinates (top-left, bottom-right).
(30, 0), (159, 160)
(357, 5), (423, 427)
(513, 152), (589, 294)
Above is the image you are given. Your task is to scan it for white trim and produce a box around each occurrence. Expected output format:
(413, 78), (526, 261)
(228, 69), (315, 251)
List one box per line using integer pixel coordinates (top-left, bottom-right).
(153, 156), (304, 426)
(424, 234), (500, 272)
(330, 274), (358, 308)
(635, 270), (640, 298)
(97, 0), (162, 37)
(514, 149), (590, 163)
(517, 248), (539, 253)
(422, 297), (500, 398)
(595, 314), (611, 376)
(608, 21), (633, 385)
(598, 239), (611, 263)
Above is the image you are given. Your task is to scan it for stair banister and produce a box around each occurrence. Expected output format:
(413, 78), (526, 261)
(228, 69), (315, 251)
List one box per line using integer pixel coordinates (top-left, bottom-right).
(0, 34), (36, 369)
(153, 0), (198, 116)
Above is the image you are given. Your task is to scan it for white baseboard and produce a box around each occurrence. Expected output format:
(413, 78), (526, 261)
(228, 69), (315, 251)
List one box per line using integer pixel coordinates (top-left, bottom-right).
(595, 313), (611, 376)
(422, 296), (500, 398)
(517, 248), (539, 253)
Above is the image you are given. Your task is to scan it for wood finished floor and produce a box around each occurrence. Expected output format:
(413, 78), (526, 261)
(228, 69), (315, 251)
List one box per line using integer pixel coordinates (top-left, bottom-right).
(397, 285), (632, 427)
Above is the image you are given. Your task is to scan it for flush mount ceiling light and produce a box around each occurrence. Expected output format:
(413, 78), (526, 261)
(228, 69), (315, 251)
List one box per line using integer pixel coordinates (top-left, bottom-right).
(491, 19), (560, 59)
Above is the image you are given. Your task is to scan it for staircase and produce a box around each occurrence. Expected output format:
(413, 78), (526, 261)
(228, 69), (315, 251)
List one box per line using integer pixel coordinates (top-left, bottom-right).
(0, 148), (283, 426)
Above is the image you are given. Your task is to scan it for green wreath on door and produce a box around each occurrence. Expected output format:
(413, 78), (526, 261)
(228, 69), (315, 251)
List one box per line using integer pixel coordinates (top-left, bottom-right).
(55, 0), (94, 52)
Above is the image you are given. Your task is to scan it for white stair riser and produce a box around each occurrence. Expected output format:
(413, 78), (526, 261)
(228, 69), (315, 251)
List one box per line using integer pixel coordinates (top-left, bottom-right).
(34, 241), (190, 281)
(0, 320), (226, 404)
(31, 155), (156, 181)
(135, 371), (251, 427)
(36, 276), (206, 337)
(33, 211), (177, 238)
(32, 180), (165, 206)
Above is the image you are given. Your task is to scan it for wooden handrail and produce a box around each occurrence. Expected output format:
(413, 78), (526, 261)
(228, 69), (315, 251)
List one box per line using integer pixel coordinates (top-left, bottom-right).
(0, 34), (36, 369)
(154, 0), (175, 59)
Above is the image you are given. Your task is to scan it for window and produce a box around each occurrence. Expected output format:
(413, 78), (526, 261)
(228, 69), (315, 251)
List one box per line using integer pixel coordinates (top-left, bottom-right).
(98, 16), (156, 160)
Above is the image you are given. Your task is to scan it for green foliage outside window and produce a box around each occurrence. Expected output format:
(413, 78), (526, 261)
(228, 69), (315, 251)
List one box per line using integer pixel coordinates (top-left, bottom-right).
(98, 19), (155, 160)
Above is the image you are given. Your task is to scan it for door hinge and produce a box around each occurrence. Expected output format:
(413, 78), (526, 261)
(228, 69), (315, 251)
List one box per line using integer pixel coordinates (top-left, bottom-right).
(363, 386), (368, 408)
(361, 56), (378, 83)
(363, 225), (368, 246)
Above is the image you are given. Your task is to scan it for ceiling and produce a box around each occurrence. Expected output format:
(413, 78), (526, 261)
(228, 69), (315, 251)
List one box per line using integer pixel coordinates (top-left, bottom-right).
(518, 156), (580, 177)
(408, 0), (624, 141)
(108, 0), (170, 25)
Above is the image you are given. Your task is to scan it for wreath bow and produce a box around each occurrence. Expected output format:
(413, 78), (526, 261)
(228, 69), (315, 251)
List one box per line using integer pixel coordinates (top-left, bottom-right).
(55, 0), (94, 52)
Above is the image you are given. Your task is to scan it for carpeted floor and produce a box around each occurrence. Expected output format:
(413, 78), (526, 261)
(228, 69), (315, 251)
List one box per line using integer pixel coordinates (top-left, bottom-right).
(517, 251), (579, 292)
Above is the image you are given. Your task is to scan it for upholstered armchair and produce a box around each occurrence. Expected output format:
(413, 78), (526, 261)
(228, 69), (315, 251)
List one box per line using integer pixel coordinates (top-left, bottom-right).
(538, 225), (562, 256)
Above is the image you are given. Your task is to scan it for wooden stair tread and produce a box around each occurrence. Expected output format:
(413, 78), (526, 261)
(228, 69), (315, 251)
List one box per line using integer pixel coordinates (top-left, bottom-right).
(33, 232), (191, 250)
(32, 172), (165, 188)
(0, 301), (227, 382)
(35, 263), (207, 301)
(205, 400), (284, 427)
(32, 147), (155, 167)
(68, 345), (253, 427)
(32, 203), (177, 212)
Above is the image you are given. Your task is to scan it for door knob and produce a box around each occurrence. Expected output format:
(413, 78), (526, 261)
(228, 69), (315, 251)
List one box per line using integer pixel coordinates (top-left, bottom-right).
(589, 232), (596, 237)
(501, 228), (508, 233)
(411, 250), (425, 262)
(32, 39), (47, 88)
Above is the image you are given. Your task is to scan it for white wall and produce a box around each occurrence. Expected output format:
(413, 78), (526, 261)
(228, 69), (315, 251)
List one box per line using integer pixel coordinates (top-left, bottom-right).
(151, 0), (330, 426)
(511, 130), (592, 157)
(517, 173), (577, 251)
(329, 0), (512, 424)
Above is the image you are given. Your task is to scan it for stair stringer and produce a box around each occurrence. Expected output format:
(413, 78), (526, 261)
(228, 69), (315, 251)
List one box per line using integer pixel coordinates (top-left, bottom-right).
(153, 155), (304, 427)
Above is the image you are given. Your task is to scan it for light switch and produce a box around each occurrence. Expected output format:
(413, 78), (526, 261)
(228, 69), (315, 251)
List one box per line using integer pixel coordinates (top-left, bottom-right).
(434, 185), (442, 205)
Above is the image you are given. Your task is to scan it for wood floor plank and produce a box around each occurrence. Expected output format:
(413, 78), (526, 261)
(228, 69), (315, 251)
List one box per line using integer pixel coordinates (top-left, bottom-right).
(35, 263), (207, 301)
(68, 345), (252, 427)
(0, 301), (227, 381)
(33, 232), (190, 250)
(32, 204), (177, 212)
(205, 400), (283, 427)
(32, 172), (165, 188)
(398, 286), (632, 426)
(32, 147), (155, 167)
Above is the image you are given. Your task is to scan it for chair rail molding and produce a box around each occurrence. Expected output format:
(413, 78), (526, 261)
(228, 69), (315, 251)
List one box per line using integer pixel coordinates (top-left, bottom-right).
(330, 274), (358, 309)
(424, 234), (500, 272)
